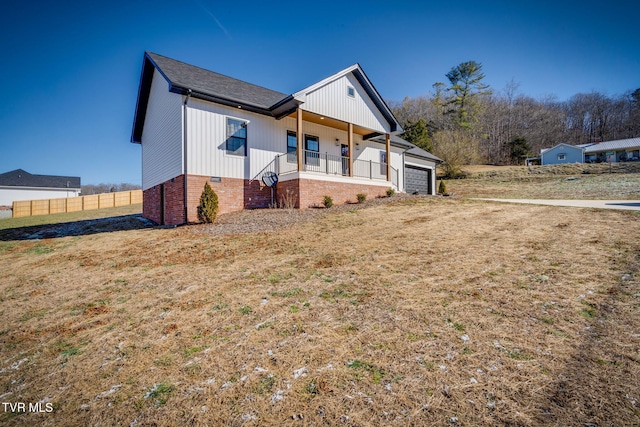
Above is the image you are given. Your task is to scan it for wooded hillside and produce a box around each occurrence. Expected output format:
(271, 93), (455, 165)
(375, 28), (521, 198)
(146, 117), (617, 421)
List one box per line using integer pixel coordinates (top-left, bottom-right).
(389, 61), (640, 175)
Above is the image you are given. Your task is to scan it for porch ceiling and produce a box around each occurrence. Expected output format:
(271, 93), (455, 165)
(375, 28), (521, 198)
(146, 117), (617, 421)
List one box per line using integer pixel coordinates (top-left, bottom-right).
(287, 110), (374, 136)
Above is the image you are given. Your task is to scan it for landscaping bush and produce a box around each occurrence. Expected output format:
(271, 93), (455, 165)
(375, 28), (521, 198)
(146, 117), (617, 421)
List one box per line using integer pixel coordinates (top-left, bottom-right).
(386, 188), (395, 197)
(279, 189), (296, 209)
(356, 193), (366, 203)
(438, 180), (447, 195)
(323, 195), (334, 208)
(197, 182), (219, 223)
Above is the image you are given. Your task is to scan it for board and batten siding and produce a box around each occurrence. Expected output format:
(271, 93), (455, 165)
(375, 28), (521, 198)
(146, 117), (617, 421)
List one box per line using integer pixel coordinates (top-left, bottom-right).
(185, 98), (392, 181)
(141, 69), (183, 190)
(301, 74), (390, 134)
(186, 99), (295, 180)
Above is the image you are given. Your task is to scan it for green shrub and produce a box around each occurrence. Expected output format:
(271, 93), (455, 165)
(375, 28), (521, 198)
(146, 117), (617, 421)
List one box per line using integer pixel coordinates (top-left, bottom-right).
(386, 188), (395, 197)
(197, 182), (219, 223)
(356, 193), (366, 203)
(323, 195), (333, 208)
(438, 180), (447, 195)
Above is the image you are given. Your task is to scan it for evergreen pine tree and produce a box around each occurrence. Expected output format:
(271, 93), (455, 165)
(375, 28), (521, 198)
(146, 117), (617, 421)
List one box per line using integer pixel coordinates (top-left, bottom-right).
(197, 182), (219, 223)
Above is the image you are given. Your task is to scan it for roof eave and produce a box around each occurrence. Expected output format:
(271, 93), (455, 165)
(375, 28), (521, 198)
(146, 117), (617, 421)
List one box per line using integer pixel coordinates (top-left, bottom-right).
(406, 152), (444, 163)
(131, 53), (156, 144)
(169, 85), (277, 117)
(351, 66), (401, 133)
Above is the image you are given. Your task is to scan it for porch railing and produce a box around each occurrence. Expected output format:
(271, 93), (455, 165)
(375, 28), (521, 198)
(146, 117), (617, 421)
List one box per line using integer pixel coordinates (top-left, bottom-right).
(275, 150), (398, 188)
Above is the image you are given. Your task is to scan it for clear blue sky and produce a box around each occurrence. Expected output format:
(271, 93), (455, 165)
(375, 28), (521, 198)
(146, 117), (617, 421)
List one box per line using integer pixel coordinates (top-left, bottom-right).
(1, 0), (638, 185)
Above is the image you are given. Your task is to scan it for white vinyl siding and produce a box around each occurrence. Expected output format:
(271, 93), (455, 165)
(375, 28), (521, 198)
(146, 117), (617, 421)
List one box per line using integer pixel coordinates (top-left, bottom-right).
(186, 99), (294, 180)
(141, 69), (183, 190)
(0, 188), (81, 206)
(186, 99), (393, 181)
(301, 74), (390, 134)
(184, 98), (410, 191)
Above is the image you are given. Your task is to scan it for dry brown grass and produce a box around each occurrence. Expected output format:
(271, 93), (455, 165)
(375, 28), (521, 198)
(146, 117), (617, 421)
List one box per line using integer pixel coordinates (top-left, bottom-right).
(445, 173), (640, 200)
(1, 198), (639, 426)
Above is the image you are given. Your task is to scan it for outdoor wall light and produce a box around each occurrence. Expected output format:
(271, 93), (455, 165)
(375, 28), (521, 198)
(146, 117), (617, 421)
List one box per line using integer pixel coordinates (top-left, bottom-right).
(335, 138), (340, 146)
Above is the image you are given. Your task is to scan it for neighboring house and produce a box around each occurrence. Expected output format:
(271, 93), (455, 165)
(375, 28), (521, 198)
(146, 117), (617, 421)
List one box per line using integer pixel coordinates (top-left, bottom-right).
(540, 143), (585, 165)
(0, 169), (81, 207)
(131, 52), (442, 225)
(584, 137), (640, 163)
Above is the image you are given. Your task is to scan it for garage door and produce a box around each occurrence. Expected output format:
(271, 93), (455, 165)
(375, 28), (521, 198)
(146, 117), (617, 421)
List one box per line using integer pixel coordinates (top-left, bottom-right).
(405, 166), (432, 195)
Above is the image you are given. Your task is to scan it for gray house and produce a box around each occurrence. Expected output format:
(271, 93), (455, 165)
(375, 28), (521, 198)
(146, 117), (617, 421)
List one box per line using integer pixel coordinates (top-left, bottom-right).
(540, 143), (584, 165)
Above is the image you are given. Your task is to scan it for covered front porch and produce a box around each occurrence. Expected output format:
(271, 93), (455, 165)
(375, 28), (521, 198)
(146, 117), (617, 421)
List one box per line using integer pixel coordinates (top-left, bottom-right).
(274, 150), (398, 188)
(259, 108), (398, 188)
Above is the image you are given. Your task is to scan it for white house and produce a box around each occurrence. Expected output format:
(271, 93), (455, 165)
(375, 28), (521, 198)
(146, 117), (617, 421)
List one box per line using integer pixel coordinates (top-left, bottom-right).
(131, 52), (441, 225)
(0, 169), (81, 207)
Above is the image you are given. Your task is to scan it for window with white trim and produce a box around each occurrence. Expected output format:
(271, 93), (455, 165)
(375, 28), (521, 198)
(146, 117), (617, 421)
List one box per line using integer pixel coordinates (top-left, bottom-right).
(557, 153), (566, 160)
(347, 86), (355, 98)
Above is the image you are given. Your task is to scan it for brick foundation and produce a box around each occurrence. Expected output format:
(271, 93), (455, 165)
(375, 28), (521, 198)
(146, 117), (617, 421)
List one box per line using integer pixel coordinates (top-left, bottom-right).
(143, 174), (273, 225)
(143, 174), (392, 225)
(142, 176), (186, 226)
(279, 178), (389, 208)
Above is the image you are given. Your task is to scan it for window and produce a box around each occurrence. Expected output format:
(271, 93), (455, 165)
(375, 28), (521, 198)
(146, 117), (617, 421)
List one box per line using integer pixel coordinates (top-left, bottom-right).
(380, 151), (387, 176)
(557, 153), (566, 161)
(347, 86), (355, 98)
(287, 130), (297, 163)
(305, 135), (320, 167)
(226, 118), (247, 156)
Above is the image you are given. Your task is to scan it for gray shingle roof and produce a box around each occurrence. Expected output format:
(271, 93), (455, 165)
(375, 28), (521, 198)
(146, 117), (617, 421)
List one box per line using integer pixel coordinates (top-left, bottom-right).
(370, 135), (443, 163)
(132, 52), (403, 144)
(584, 137), (640, 153)
(147, 53), (289, 109)
(132, 52), (301, 143)
(0, 169), (81, 189)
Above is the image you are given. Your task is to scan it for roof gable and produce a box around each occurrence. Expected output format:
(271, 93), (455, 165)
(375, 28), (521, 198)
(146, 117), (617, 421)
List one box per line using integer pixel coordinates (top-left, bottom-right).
(0, 169), (81, 189)
(541, 143), (585, 155)
(293, 64), (401, 133)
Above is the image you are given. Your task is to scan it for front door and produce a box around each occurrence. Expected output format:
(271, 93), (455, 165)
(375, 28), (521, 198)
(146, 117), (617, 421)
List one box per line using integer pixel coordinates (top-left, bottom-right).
(341, 144), (349, 175)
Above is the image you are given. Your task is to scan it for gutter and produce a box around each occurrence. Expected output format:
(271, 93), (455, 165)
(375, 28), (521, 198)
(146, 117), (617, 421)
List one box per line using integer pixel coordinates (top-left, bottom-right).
(183, 89), (192, 224)
(0, 185), (81, 191)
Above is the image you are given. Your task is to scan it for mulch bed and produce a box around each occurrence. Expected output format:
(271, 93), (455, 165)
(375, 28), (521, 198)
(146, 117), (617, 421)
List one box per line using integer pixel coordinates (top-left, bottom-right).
(191, 193), (433, 236)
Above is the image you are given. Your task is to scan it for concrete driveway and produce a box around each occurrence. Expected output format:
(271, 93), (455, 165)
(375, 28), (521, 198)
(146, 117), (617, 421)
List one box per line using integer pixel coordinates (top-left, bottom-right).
(474, 199), (640, 211)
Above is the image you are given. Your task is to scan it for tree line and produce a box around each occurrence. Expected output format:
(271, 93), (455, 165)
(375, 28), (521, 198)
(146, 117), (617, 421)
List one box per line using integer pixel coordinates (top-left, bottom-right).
(389, 61), (640, 177)
(81, 183), (141, 195)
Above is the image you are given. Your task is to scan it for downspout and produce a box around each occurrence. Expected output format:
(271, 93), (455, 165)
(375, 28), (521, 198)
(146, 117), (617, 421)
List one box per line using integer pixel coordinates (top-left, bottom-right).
(183, 89), (192, 224)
